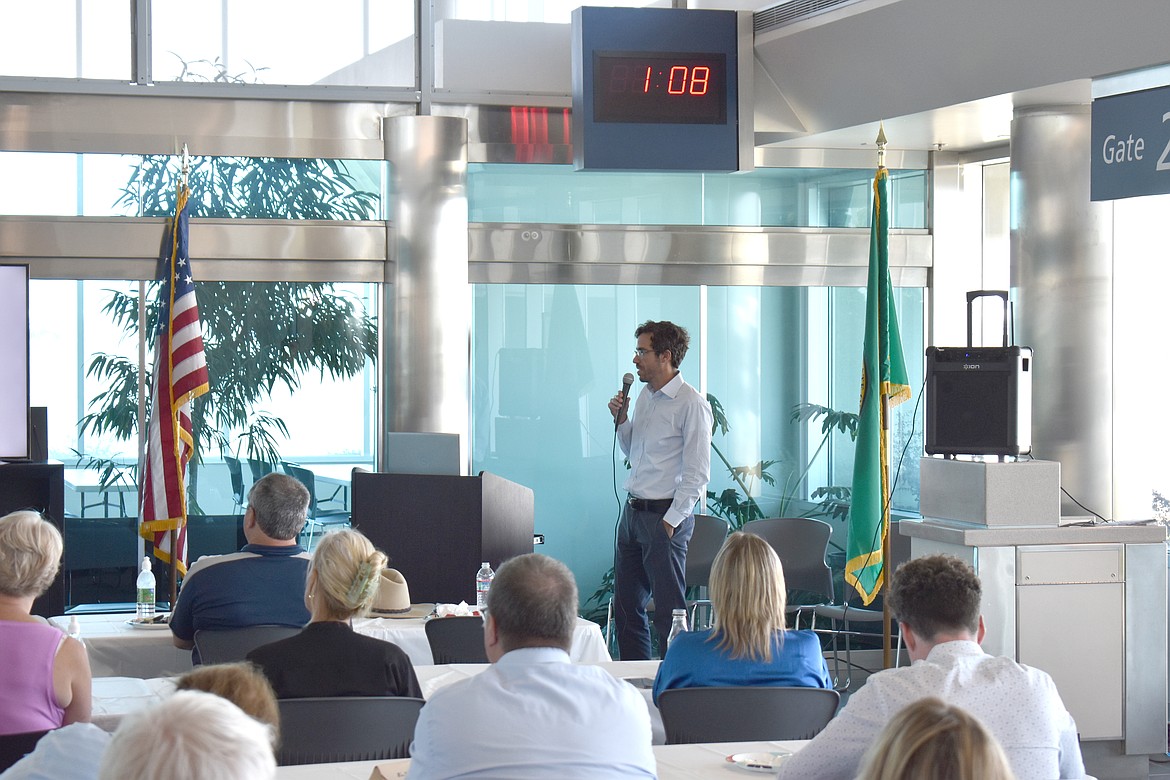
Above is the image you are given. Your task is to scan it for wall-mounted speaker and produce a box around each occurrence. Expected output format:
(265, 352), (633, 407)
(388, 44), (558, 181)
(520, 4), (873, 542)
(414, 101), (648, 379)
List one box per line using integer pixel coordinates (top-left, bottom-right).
(925, 346), (1032, 457)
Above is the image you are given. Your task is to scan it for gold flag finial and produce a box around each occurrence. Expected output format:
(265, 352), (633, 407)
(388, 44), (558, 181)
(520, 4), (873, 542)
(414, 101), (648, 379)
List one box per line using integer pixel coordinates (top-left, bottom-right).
(875, 122), (887, 168)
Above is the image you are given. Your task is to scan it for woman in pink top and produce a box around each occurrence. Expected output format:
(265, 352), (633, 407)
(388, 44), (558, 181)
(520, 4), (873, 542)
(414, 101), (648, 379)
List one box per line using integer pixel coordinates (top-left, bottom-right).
(0, 510), (91, 734)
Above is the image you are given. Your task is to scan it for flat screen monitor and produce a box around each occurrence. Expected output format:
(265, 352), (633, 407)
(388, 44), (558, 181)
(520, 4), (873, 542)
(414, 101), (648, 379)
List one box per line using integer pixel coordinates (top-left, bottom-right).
(385, 432), (461, 476)
(0, 265), (30, 460)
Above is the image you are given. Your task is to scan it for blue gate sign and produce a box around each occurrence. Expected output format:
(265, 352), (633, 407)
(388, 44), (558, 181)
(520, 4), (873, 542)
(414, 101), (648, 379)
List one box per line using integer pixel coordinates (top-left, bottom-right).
(1091, 84), (1170, 201)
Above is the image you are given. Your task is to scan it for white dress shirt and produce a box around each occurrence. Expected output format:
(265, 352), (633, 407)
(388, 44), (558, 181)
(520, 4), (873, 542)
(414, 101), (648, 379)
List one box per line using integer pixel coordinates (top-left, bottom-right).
(617, 371), (712, 527)
(407, 646), (656, 779)
(777, 640), (1085, 780)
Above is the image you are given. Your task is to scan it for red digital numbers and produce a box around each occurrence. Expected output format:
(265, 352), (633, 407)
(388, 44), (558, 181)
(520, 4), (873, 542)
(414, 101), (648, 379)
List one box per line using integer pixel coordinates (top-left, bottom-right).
(639, 65), (712, 95)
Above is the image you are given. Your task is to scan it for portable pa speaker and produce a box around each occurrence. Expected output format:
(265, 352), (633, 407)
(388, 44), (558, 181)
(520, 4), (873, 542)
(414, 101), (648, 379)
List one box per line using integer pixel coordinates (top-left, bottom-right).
(925, 346), (1032, 457)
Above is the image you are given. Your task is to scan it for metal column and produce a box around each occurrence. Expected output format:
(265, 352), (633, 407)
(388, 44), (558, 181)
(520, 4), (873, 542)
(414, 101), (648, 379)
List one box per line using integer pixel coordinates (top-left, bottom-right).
(1010, 105), (1114, 519)
(383, 116), (469, 472)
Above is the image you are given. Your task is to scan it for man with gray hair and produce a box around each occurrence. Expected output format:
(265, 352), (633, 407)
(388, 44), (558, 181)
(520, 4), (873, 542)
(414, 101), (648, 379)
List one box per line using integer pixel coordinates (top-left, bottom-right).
(170, 472), (312, 660)
(98, 690), (275, 780)
(408, 553), (655, 779)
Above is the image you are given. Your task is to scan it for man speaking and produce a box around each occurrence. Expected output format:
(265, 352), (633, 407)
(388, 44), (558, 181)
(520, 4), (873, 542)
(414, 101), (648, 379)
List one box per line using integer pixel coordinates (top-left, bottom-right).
(608, 320), (713, 660)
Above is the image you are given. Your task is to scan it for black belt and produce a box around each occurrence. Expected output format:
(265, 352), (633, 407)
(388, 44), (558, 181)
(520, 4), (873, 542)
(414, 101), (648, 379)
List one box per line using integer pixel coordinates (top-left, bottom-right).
(627, 497), (674, 513)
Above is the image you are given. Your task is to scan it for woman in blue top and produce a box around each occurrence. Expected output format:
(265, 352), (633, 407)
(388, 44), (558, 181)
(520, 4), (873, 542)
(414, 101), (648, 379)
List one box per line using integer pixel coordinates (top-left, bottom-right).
(652, 531), (831, 703)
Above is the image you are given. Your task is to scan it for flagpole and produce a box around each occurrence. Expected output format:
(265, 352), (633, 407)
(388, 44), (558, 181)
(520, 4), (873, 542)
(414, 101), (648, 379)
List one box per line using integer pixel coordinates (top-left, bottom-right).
(875, 123), (894, 671)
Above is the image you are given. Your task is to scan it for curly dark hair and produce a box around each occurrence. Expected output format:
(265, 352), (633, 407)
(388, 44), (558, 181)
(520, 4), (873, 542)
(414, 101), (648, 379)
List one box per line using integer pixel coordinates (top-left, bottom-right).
(634, 320), (690, 369)
(887, 555), (981, 640)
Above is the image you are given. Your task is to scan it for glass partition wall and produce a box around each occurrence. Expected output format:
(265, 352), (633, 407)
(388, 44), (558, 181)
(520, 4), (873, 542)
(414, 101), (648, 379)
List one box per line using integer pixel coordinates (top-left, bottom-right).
(18, 148), (928, 609)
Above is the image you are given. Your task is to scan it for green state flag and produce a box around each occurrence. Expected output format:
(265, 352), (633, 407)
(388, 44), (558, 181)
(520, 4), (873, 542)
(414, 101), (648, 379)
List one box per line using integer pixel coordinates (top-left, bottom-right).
(844, 166), (911, 605)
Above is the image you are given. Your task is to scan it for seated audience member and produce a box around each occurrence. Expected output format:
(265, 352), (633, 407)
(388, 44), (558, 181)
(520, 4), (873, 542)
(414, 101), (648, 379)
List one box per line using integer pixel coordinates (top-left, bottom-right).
(97, 691), (276, 780)
(169, 473), (312, 660)
(652, 531), (831, 703)
(0, 511), (91, 734)
(856, 697), (1016, 780)
(247, 529), (421, 699)
(777, 554), (1084, 780)
(175, 662), (281, 737)
(408, 553), (655, 779)
(2, 662), (280, 780)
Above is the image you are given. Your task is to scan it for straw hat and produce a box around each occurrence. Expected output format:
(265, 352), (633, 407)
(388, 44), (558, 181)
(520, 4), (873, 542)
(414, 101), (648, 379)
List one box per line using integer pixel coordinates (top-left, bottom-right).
(370, 568), (433, 619)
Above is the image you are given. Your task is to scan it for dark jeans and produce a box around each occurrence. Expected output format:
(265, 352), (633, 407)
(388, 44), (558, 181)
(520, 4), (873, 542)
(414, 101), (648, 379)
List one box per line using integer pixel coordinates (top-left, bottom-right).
(613, 502), (693, 660)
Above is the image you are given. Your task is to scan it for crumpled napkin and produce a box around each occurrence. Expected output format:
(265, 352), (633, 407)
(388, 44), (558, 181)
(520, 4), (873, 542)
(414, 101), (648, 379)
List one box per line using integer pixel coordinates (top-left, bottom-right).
(434, 601), (480, 617)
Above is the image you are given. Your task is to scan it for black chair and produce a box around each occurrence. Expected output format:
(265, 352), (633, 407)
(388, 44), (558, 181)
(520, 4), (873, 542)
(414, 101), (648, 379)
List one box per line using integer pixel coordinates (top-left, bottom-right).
(194, 624), (301, 665)
(424, 616), (489, 664)
(812, 522), (911, 690)
(223, 455), (246, 511)
(657, 686), (840, 744)
(0, 729), (50, 772)
(276, 696), (424, 766)
(741, 517), (835, 628)
(282, 462), (350, 550)
(248, 459), (275, 483)
(605, 512), (731, 647)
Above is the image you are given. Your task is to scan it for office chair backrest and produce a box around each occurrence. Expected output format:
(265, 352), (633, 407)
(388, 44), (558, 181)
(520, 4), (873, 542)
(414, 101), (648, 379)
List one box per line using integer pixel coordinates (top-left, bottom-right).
(194, 624), (301, 665)
(741, 517), (835, 604)
(0, 730), (49, 772)
(424, 616), (489, 664)
(276, 696), (424, 766)
(658, 686), (840, 744)
(223, 456), (245, 505)
(686, 514), (731, 588)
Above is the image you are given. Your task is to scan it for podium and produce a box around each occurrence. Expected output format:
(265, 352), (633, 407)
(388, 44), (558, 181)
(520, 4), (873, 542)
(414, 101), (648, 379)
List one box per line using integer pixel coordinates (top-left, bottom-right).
(0, 461), (65, 616)
(350, 471), (534, 604)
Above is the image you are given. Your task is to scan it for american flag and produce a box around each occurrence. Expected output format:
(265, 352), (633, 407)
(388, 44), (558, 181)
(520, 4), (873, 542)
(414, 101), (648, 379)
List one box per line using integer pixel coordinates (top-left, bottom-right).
(139, 183), (209, 575)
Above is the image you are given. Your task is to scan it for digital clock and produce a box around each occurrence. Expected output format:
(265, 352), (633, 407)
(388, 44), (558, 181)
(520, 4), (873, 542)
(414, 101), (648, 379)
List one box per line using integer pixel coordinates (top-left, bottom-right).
(571, 6), (749, 171)
(593, 52), (727, 124)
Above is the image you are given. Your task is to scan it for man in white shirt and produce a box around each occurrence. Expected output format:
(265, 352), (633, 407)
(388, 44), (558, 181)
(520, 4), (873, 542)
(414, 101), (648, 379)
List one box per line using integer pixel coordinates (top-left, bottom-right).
(778, 554), (1085, 780)
(407, 554), (655, 779)
(608, 320), (713, 660)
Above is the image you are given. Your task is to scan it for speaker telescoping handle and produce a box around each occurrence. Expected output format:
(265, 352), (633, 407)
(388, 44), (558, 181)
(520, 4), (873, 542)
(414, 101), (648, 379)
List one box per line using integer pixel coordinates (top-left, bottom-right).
(965, 290), (1011, 348)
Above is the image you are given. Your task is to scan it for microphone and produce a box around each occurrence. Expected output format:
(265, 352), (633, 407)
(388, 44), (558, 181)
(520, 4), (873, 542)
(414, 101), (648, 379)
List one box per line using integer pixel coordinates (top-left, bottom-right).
(616, 373), (634, 430)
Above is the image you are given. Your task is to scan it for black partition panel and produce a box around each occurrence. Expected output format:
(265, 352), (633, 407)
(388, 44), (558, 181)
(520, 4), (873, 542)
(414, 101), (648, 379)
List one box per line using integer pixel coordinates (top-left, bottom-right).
(351, 471), (534, 604)
(0, 461), (65, 616)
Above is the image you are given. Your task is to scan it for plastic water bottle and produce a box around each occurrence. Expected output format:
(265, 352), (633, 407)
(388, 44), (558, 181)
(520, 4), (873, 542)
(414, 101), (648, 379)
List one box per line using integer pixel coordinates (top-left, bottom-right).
(136, 557), (156, 621)
(667, 608), (689, 649)
(475, 561), (495, 610)
(66, 616), (84, 648)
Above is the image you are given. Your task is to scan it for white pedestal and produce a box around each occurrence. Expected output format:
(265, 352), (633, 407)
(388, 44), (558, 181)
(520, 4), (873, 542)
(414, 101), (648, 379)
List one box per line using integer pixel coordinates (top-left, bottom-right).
(919, 457), (1061, 526)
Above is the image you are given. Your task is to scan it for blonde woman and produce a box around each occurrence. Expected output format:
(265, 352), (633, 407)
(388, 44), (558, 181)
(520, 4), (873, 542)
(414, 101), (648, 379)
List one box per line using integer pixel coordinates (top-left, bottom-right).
(856, 697), (1016, 780)
(652, 531), (830, 703)
(247, 529), (421, 699)
(0, 510), (91, 733)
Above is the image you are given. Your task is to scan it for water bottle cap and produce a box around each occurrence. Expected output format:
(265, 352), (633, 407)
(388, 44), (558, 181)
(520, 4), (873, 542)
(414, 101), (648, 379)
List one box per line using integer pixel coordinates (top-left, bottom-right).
(481, 562), (490, 567)
(141, 557), (151, 572)
(672, 609), (686, 616)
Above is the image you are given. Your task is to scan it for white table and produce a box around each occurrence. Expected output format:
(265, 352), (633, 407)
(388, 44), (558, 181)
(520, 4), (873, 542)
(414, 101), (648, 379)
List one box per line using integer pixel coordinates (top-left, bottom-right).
(57, 613), (611, 678)
(273, 741), (808, 779)
(64, 468), (138, 518)
(51, 614), (193, 678)
(413, 660), (664, 743)
(354, 615), (611, 665)
(89, 660), (661, 737)
(90, 675), (176, 732)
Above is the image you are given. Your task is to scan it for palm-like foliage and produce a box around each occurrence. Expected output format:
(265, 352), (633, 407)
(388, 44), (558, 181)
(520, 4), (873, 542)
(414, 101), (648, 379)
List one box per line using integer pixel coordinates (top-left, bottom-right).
(80, 148), (379, 504)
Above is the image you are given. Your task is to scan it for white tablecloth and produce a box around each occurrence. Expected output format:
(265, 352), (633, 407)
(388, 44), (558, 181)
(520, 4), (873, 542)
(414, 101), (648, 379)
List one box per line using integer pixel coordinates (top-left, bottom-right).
(56, 613), (612, 678)
(89, 660), (662, 738)
(273, 740), (809, 779)
(353, 615), (611, 665)
(50, 614), (193, 678)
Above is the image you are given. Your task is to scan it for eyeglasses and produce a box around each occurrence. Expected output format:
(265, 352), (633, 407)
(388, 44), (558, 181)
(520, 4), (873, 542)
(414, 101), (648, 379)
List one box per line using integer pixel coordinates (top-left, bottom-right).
(633, 348), (654, 358)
